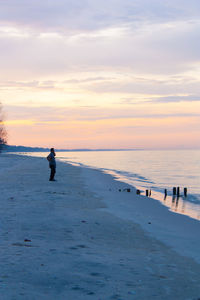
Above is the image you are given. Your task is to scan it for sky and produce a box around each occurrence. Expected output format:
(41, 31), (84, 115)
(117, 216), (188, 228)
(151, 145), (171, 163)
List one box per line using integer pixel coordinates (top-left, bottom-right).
(1, 0), (200, 149)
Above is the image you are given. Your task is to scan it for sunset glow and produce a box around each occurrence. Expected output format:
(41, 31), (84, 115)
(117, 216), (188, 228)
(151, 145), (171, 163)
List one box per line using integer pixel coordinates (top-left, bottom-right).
(1, 0), (200, 149)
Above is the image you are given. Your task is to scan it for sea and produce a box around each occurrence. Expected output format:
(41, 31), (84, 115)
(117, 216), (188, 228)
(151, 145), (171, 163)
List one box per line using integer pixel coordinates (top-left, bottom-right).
(20, 150), (200, 221)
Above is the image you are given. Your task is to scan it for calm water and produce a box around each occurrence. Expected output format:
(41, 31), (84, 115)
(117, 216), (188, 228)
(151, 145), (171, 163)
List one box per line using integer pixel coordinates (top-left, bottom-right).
(20, 150), (200, 220)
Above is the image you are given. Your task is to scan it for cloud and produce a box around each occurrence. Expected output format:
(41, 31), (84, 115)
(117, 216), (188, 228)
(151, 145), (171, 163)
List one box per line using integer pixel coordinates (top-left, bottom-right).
(0, 1), (177, 32)
(120, 93), (200, 104)
(0, 80), (56, 89)
(83, 73), (200, 96)
(149, 95), (200, 103)
(0, 0), (200, 32)
(63, 76), (115, 84)
(1, 1), (200, 149)
(0, 20), (199, 81)
(0, 0), (200, 81)
(4, 104), (200, 124)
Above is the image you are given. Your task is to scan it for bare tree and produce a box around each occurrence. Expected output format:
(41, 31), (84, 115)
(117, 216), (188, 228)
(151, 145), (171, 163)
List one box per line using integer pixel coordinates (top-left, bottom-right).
(0, 103), (7, 152)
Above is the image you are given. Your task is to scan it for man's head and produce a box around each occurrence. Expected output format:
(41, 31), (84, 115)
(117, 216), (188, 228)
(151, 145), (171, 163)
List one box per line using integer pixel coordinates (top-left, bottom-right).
(50, 148), (54, 152)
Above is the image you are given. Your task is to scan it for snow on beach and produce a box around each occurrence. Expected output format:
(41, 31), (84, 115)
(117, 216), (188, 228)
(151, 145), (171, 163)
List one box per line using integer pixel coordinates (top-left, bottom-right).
(1, 153), (200, 300)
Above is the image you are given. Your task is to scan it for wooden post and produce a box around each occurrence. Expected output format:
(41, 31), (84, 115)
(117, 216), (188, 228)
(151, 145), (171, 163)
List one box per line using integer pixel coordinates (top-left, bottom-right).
(149, 190), (151, 196)
(184, 188), (187, 197)
(136, 189), (141, 195)
(164, 189), (167, 196)
(127, 188), (131, 193)
(173, 187), (176, 195)
(146, 190), (149, 197)
(177, 187), (180, 197)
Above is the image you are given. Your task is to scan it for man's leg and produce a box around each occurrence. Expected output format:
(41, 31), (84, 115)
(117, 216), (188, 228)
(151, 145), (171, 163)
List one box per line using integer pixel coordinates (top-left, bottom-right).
(50, 166), (56, 181)
(53, 167), (56, 180)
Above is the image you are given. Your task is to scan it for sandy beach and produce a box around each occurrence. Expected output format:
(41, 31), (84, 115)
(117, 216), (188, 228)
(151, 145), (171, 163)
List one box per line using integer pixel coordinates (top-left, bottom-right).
(1, 153), (200, 300)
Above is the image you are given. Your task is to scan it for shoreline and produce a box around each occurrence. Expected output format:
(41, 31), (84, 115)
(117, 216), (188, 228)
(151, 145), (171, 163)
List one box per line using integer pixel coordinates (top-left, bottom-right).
(79, 163), (200, 264)
(82, 165), (200, 222)
(12, 149), (200, 222)
(1, 153), (200, 299)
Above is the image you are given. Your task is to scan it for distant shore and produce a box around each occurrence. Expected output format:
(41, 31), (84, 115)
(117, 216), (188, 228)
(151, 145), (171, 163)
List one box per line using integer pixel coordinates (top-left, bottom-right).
(5, 145), (142, 152)
(1, 153), (200, 299)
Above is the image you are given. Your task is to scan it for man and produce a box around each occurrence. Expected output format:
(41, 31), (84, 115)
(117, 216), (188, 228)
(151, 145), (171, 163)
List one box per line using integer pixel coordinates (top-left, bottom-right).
(47, 148), (56, 181)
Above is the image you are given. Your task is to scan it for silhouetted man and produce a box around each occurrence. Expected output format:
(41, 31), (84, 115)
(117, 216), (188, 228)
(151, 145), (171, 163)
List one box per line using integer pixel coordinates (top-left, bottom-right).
(47, 148), (56, 181)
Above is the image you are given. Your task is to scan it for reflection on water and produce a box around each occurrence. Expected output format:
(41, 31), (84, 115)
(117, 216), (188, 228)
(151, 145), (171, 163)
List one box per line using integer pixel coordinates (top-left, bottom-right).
(158, 191), (200, 221)
(13, 150), (200, 221)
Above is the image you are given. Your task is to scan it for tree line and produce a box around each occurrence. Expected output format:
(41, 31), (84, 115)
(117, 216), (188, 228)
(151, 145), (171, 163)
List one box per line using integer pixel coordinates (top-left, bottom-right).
(0, 103), (7, 152)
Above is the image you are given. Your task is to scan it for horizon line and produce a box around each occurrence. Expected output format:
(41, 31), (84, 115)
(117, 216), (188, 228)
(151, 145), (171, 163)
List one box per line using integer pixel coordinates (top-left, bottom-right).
(4, 145), (200, 152)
